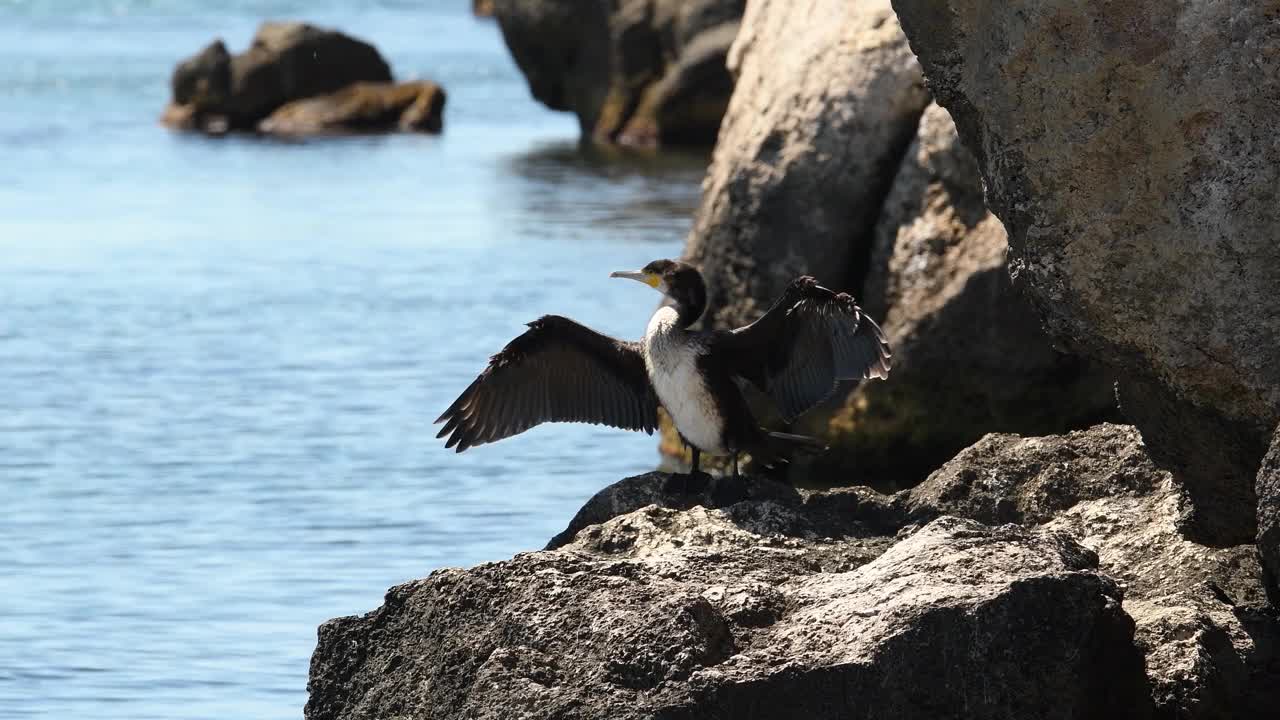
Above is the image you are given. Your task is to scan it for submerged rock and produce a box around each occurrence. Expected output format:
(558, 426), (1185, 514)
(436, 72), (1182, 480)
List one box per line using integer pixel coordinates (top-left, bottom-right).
(162, 22), (444, 137)
(492, 0), (744, 147)
(890, 0), (1280, 543)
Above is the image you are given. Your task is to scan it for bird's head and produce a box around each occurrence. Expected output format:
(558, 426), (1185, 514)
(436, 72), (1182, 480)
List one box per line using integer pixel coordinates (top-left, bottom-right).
(611, 259), (707, 326)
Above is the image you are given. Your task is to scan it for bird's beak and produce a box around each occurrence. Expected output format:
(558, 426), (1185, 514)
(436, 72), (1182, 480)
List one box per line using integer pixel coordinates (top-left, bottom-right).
(609, 270), (661, 289)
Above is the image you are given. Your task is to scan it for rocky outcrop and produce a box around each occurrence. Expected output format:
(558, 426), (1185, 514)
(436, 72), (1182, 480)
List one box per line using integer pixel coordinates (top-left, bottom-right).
(307, 424), (1280, 719)
(259, 81), (446, 136)
(683, 0), (928, 330)
(308, 512), (1142, 720)
(162, 22), (444, 137)
(890, 0), (1280, 544)
(902, 424), (1278, 718)
(1259, 425), (1280, 605)
(492, 0), (744, 147)
(823, 103), (1115, 483)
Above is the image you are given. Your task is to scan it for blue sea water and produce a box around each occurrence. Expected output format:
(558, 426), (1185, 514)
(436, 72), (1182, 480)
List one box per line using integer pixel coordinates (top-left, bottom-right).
(0, 2), (706, 717)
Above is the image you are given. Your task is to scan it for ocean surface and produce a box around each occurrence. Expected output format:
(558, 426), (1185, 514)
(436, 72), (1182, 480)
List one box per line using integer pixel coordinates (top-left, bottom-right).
(0, 2), (706, 718)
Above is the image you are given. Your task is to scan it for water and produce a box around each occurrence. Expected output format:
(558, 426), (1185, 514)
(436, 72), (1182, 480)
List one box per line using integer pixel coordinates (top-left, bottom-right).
(0, 2), (707, 717)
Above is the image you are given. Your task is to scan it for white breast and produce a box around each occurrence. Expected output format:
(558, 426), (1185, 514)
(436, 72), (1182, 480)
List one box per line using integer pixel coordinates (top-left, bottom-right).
(643, 307), (725, 454)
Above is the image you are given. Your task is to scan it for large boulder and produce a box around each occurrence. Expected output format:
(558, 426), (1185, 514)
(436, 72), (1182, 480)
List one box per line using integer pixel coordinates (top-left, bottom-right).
(683, 0), (929, 330)
(823, 103), (1115, 483)
(307, 425), (1280, 718)
(492, 0), (744, 147)
(901, 424), (1279, 718)
(258, 81), (446, 136)
(889, 0), (1280, 543)
(1258, 424), (1280, 604)
(163, 22), (395, 134)
(306, 511), (1142, 720)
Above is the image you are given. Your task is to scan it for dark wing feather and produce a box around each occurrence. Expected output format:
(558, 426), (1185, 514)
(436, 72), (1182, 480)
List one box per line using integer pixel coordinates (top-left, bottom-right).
(436, 315), (657, 452)
(714, 277), (891, 422)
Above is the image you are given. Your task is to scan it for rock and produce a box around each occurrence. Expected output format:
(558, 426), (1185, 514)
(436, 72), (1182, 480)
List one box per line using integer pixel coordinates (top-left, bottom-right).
(1258, 425), (1280, 605)
(163, 22), (395, 134)
(546, 471), (901, 550)
(683, 0), (929, 330)
(259, 81), (446, 135)
(473, 0), (495, 17)
(823, 103), (1116, 484)
(889, 0), (1280, 543)
(902, 424), (1280, 718)
(306, 510), (1143, 719)
(492, 0), (744, 147)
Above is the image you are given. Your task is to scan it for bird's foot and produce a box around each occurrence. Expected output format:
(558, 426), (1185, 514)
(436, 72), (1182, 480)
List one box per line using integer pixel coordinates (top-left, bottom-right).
(663, 470), (712, 496)
(709, 473), (750, 506)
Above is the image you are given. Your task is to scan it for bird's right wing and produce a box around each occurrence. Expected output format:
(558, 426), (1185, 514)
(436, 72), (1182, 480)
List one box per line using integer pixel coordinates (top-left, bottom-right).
(713, 277), (891, 422)
(436, 315), (657, 452)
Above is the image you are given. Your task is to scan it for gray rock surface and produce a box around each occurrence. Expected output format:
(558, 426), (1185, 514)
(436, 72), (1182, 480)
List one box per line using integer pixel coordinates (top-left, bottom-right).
(1258, 425), (1280, 604)
(890, 0), (1280, 543)
(825, 103), (1115, 482)
(307, 512), (1142, 720)
(683, 0), (929, 330)
(163, 22), (394, 134)
(492, 0), (744, 147)
(308, 425), (1280, 719)
(902, 424), (1279, 718)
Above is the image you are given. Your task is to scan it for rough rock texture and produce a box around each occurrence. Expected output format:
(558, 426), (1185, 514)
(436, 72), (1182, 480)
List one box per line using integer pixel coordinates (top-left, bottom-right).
(902, 424), (1279, 718)
(162, 22), (396, 134)
(492, 0), (744, 147)
(683, 0), (929, 330)
(307, 514), (1141, 720)
(823, 103), (1115, 483)
(258, 81), (446, 135)
(890, 0), (1280, 543)
(308, 425), (1280, 719)
(1258, 425), (1280, 604)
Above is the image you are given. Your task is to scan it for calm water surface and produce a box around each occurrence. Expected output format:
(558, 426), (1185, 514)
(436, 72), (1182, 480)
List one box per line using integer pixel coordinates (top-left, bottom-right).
(0, 2), (706, 717)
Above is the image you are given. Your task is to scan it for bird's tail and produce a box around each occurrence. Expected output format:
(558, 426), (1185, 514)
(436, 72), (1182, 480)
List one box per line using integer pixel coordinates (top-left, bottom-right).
(765, 430), (829, 453)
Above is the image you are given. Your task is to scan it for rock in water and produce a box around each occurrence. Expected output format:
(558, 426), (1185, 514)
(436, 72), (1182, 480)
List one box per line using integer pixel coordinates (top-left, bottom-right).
(305, 511), (1142, 720)
(684, 0), (929, 330)
(491, 0), (744, 147)
(890, 0), (1280, 543)
(163, 22), (395, 134)
(259, 81), (446, 135)
(826, 102), (1116, 483)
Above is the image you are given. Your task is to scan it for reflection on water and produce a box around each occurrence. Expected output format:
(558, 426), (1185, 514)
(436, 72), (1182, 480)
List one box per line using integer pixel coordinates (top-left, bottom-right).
(0, 2), (705, 719)
(502, 140), (709, 240)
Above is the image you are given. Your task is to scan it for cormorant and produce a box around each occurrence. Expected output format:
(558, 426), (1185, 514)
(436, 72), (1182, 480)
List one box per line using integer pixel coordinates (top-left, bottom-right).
(436, 259), (891, 480)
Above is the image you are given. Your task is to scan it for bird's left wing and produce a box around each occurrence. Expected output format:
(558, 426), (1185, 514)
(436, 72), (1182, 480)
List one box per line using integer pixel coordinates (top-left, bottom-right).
(436, 315), (657, 452)
(713, 277), (891, 422)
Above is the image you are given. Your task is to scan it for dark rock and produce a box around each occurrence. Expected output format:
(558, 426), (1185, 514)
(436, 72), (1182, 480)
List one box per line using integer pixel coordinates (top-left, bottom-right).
(825, 102), (1116, 484)
(902, 424), (1280, 718)
(163, 22), (395, 134)
(683, 0), (929, 331)
(492, 0), (744, 147)
(259, 81), (446, 135)
(890, 0), (1280, 544)
(1258, 425), (1280, 605)
(546, 472), (900, 550)
(306, 511), (1143, 719)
